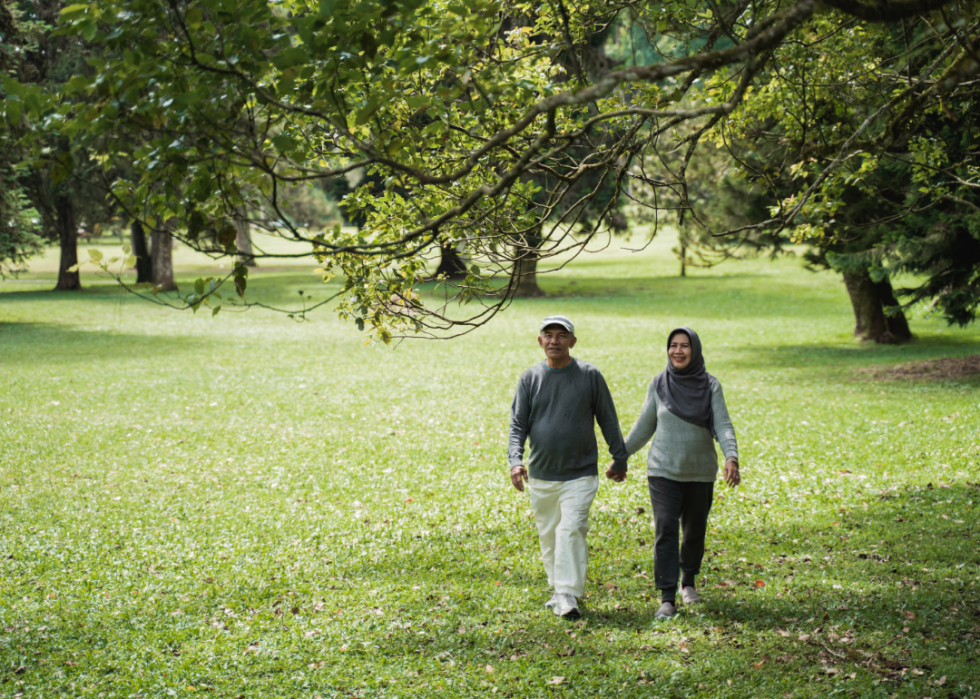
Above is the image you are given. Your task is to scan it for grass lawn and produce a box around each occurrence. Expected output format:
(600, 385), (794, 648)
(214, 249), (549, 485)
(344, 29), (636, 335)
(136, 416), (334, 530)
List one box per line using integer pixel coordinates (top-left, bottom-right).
(1, 229), (979, 698)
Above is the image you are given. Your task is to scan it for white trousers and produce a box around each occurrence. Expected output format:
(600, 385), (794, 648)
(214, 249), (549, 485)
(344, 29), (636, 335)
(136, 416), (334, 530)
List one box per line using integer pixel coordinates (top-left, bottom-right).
(528, 475), (599, 598)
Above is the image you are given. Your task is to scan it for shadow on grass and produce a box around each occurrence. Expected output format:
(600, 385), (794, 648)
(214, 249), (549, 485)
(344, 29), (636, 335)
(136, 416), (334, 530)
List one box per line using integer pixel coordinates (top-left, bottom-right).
(0, 321), (209, 364)
(728, 334), (980, 375)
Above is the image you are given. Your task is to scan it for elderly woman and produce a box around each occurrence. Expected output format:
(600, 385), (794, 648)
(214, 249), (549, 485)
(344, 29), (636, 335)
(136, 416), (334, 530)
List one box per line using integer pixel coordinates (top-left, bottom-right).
(607, 327), (740, 620)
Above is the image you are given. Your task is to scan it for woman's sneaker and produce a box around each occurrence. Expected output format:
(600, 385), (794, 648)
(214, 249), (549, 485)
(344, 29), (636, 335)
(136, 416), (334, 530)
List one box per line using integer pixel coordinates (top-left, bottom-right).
(545, 593), (561, 612)
(654, 602), (677, 620)
(680, 586), (700, 605)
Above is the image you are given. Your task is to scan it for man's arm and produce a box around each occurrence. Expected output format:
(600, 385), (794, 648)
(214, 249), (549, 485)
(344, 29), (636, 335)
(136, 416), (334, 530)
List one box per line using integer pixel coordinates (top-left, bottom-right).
(593, 371), (629, 475)
(508, 376), (531, 492)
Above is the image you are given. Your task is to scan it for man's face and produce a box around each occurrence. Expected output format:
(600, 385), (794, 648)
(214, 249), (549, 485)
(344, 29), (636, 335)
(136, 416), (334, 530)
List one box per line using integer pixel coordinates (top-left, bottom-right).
(537, 325), (577, 360)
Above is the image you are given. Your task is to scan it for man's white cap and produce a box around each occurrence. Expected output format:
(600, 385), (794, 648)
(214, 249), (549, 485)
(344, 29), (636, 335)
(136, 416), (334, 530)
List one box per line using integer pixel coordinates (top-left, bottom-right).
(540, 315), (574, 335)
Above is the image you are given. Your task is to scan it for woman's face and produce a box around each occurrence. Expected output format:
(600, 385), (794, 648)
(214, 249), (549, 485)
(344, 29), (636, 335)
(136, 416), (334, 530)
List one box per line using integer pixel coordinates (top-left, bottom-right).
(668, 333), (692, 370)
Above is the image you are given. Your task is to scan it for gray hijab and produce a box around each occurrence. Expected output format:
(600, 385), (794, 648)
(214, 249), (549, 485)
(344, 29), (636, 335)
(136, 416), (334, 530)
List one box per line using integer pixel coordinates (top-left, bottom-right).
(653, 327), (715, 435)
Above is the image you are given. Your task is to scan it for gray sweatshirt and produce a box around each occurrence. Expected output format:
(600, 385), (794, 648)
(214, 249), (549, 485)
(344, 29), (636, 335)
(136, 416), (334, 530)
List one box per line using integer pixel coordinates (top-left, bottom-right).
(624, 377), (738, 482)
(508, 359), (629, 481)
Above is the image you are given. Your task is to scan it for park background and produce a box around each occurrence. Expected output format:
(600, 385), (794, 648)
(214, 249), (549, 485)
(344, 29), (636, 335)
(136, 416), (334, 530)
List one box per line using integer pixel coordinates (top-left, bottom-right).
(2, 225), (979, 698)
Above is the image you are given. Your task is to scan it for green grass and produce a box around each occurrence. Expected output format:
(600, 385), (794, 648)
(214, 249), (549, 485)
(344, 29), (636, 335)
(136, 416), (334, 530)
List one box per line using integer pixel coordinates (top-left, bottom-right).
(1, 230), (979, 698)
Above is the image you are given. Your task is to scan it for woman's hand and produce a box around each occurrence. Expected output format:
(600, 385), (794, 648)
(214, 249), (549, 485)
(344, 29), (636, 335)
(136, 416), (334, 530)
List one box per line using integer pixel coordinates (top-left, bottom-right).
(723, 460), (740, 487)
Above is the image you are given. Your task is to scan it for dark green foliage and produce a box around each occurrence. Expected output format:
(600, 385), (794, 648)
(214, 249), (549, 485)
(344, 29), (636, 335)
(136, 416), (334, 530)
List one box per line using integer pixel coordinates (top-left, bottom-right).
(0, 0), (44, 276)
(0, 178), (44, 277)
(890, 205), (980, 326)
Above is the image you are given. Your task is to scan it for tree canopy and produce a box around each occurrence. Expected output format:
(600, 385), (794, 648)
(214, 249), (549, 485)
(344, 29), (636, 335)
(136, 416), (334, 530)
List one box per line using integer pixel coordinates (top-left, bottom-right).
(3, 0), (978, 339)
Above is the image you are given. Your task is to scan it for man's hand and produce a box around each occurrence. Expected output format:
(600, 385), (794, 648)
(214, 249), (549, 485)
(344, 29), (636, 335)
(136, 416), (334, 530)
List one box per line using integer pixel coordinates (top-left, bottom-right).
(510, 464), (528, 492)
(605, 464), (627, 483)
(723, 460), (741, 487)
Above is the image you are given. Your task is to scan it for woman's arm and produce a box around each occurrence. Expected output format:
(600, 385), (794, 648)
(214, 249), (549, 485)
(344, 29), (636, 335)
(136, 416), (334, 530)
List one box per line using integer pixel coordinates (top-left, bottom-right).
(711, 380), (739, 464)
(623, 381), (659, 457)
(711, 380), (741, 486)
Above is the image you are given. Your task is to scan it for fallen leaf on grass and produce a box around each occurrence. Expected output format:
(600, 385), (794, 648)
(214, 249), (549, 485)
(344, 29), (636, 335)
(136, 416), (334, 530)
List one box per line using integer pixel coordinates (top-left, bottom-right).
(548, 676), (565, 685)
(776, 629), (791, 637)
(754, 580), (765, 588)
(903, 611), (915, 619)
(485, 664), (493, 673)
(798, 634), (811, 642)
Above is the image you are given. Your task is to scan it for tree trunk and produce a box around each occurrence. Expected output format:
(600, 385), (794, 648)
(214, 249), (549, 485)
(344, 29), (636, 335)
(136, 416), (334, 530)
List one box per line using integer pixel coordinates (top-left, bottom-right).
(151, 226), (178, 292)
(511, 249), (545, 298)
(434, 242), (467, 279)
(234, 207), (257, 268)
(842, 270), (912, 344)
(131, 219), (152, 283)
(53, 189), (80, 291)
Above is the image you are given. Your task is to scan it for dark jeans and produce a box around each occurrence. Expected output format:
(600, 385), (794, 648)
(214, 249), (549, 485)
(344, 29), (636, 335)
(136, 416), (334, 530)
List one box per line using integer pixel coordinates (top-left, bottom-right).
(648, 476), (714, 604)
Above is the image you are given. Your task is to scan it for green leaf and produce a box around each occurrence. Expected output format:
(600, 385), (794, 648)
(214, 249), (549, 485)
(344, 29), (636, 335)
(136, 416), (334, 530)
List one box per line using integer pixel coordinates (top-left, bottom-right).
(354, 99), (381, 126)
(194, 278), (205, 295)
(212, 305), (221, 317)
(271, 134), (297, 152)
(88, 249), (103, 262)
(2, 75), (25, 98)
(5, 101), (23, 128)
(82, 20), (98, 42)
(125, 255), (138, 268)
(59, 3), (90, 16)
(235, 276), (247, 298)
(185, 7), (203, 29)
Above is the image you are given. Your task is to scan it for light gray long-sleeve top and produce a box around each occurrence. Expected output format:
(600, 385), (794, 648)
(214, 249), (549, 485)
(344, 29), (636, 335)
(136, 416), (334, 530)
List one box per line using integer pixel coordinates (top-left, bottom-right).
(508, 359), (629, 481)
(623, 376), (738, 482)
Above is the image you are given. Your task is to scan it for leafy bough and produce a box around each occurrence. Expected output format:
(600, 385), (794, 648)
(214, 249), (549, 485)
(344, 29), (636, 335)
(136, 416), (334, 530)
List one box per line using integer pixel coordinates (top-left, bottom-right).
(4, 0), (969, 340)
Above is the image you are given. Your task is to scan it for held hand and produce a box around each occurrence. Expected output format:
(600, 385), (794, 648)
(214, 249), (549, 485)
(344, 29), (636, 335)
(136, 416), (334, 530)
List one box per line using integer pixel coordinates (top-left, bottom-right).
(724, 460), (741, 487)
(605, 464), (627, 483)
(510, 464), (528, 492)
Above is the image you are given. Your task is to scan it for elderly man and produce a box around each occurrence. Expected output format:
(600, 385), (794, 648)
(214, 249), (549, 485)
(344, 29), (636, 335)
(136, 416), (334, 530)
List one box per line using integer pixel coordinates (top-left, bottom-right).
(508, 315), (629, 619)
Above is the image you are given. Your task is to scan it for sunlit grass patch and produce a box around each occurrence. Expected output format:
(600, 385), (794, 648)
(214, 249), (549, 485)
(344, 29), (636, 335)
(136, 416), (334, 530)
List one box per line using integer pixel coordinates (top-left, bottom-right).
(1, 232), (978, 698)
